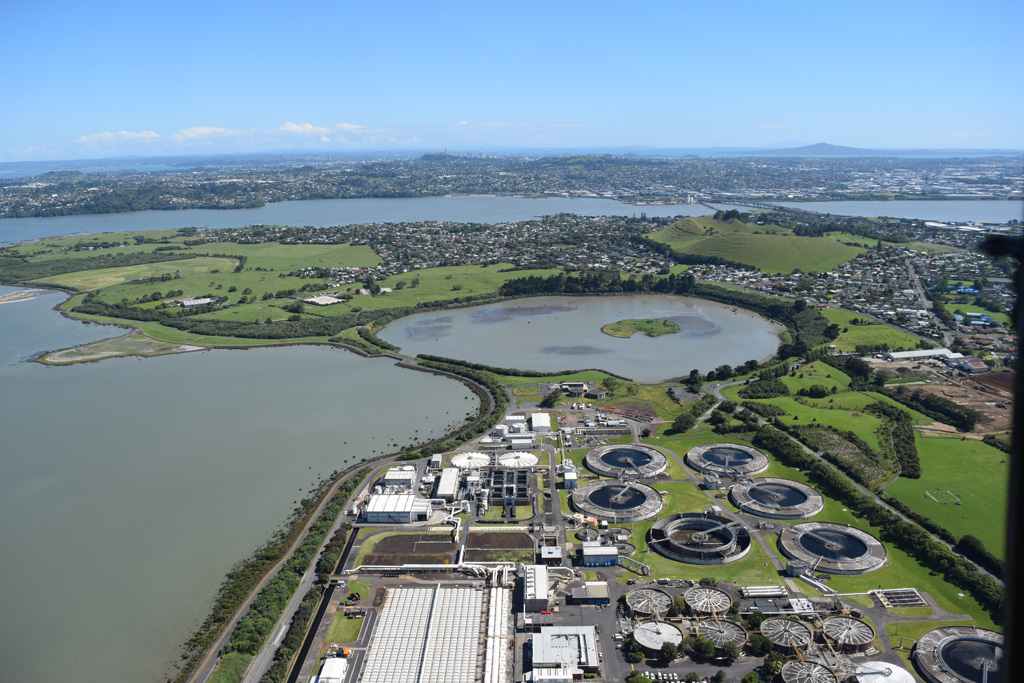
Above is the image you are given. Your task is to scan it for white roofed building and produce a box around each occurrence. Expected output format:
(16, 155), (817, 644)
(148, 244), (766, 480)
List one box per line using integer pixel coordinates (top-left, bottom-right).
(531, 412), (551, 433)
(363, 493), (431, 523)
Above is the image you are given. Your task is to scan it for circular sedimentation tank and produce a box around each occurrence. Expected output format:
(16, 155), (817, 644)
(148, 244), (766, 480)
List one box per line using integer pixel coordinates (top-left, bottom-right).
(913, 626), (1003, 683)
(633, 622), (683, 655)
(820, 615), (876, 653)
(781, 661), (839, 683)
(584, 444), (667, 478)
(498, 452), (539, 468)
(855, 662), (915, 683)
(730, 477), (824, 519)
(570, 480), (664, 523)
(778, 522), (887, 574)
(450, 451), (491, 468)
(695, 619), (746, 648)
(625, 588), (673, 618)
(686, 442), (769, 476)
(761, 618), (812, 653)
(683, 587), (733, 616)
(648, 513), (751, 564)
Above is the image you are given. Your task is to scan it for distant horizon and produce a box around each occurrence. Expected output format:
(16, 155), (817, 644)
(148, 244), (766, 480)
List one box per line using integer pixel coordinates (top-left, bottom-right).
(2, 142), (1022, 170)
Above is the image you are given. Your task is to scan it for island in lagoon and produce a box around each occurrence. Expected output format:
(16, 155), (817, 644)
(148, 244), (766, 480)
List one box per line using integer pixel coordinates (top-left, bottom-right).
(600, 317), (681, 338)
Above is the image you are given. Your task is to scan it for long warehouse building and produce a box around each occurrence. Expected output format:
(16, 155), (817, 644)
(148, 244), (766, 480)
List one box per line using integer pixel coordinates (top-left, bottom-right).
(361, 585), (484, 683)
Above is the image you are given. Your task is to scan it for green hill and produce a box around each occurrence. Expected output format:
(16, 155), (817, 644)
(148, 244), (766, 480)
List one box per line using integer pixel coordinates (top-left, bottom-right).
(647, 215), (867, 274)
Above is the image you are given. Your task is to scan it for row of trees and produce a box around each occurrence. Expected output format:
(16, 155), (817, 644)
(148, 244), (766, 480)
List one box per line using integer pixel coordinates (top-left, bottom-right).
(751, 425), (1003, 621)
(865, 401), (922, 478)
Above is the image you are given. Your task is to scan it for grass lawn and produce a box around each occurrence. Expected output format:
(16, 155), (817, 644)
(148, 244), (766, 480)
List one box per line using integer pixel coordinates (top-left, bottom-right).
(779, 360), (852, 394)
(207, 652), (252, 683)
(820, 308), (924, 352)
(885, 434), (1009, 556)
(325, 613), (364, 643)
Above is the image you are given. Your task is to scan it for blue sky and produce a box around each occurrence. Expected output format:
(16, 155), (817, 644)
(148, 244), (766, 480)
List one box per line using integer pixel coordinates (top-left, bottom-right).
(2, 1), (1021, 161)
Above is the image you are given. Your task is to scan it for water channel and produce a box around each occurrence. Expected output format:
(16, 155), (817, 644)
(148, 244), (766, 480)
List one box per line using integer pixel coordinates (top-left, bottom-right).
(0, 292), (477, 683)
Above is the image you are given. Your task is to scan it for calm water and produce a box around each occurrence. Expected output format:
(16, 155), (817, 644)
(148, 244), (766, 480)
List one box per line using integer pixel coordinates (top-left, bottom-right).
(2, 196), (1019, 246)
(378, 295), (780, 383)
(773, 199), (1024, 223)
(0, 293), (476, 683)
(0, 196), (712, 245)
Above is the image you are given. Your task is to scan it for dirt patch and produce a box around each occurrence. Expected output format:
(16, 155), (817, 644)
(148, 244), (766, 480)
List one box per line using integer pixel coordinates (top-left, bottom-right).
(464, 549), (535, 563)
(466, 532), (534, 550)
(970, 371), (1015, 397)
(364, 553), (453, 565)
(913, 381), (1012, 433)
(608, 401), (657, 419)
(373, 534), (457, 555)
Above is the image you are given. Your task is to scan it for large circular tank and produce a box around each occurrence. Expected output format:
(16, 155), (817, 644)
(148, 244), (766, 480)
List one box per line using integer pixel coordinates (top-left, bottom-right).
(778, 522), (887, 574)
(683, 587), (733, 616)
(820, 615), (875, 653)
(761, 617), (812, 654)
(730, 477), (824, 519)
(450, 451), (491, 468)
(781, 661), (838, 683)
(686, 443), (769, 476)
(625, 588), (673, 618)
(648, 513), (751, 564)
(570, 480), (664, 523)
(498, 451), (539, 468)
(633, 622), (683, 655)
(913, 626), (1003, 683)
(584, 444), (667, 478)
(695, 619), (746, 648)
(854, 662), (915, 683)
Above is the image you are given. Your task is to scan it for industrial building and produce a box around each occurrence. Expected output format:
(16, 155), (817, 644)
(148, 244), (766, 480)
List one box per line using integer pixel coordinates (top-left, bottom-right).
(524, 565), (550, 612)
(539, 546), (564, 565)
(579, 541), (618, 567)
(528, 625), (600, 681)
(569, 582), (610, 606)
(361, 585), (485, 683)
(362, 492), (431, 523)
(435, 467), (460, 502)
(531, 412), (551, 433)
(309, 657), (347, 683)
(380, 466), (417, 489)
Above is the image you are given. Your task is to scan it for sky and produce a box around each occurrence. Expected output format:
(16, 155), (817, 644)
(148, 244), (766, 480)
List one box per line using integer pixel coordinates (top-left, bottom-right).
(2, 1), (1021, 161)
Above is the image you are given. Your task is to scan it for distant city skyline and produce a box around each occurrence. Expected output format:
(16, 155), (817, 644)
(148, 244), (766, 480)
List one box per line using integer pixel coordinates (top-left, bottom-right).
(3, 1), (1021, 161)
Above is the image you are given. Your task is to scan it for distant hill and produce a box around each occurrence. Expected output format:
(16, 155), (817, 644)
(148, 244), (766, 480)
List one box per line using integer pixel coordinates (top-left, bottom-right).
(758, 142), (886, 156)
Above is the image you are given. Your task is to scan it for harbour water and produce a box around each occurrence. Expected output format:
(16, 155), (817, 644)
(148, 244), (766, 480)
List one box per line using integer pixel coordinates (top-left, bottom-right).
(2, 196), (1019, 246)
(379, 294), (780, 383)
(0, 292), (477, 683)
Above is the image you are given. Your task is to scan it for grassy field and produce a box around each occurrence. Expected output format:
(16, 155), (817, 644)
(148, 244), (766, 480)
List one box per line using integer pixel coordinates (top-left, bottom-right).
(32, 256), (238, 291)
(778, 359), (852, 394)
(819, 308), (924, 352)
(325, 613), (364, 643)
(886, 434), (1009, 556)
(948, 303), (1011, 326)
(646, 216), (866, 273)
(601, 318), (680, 338)
(207, 652), (251, 683)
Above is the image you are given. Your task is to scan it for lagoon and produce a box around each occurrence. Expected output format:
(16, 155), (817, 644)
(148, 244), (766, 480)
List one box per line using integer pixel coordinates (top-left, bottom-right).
(378, 295), (781, 383)
(0, 293), (477, 683)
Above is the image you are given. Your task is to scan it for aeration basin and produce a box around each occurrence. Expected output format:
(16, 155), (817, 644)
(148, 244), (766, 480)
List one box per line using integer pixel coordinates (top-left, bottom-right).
(584, 444), (667, 478)
(730, 477), (824, 519)
(570, 480), (664, 523)
(686, 443), (769, 476)
(648, 513), (751, 564)
(778, 522), (887, 574)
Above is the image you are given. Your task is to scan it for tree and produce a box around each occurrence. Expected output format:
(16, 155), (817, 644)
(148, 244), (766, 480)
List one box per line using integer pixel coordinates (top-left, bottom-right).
(670, 412), (696, 434)
(764, 651), (785, 676)
(695, 637), (717, 662)
(742, 673), (763, 683)
(627, 673), (653, 683)
(539, 391), (563, 409)
(668, 595), (687, 617)
(745, 633), (772, 657)
(661, 641), (678, 663)
(720, 642), (740, 665)
(601, 377), (621, 394)
(712, 671), (727, 683)
(684, 674), (700, 683)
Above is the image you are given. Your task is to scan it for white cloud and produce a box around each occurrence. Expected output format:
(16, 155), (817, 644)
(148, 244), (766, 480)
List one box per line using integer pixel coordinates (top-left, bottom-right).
(75, 130), (160, 144)
(335, 122), (370, 133)
(457, 120), (468, 126)
(280, 121), (332, 135)
(171, 126), (248, 143)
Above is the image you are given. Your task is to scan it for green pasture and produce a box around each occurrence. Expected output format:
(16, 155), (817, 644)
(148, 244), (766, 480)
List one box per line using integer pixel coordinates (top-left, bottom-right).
(646, 215), (866, 273)
(902, 241), (965, 254)
(819, 308), (924, 352)
(32, 256), (237, 291)
(779, 360), (852, 394)
(886, 434), (1008, 556)
(601, 318), (680, 338)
